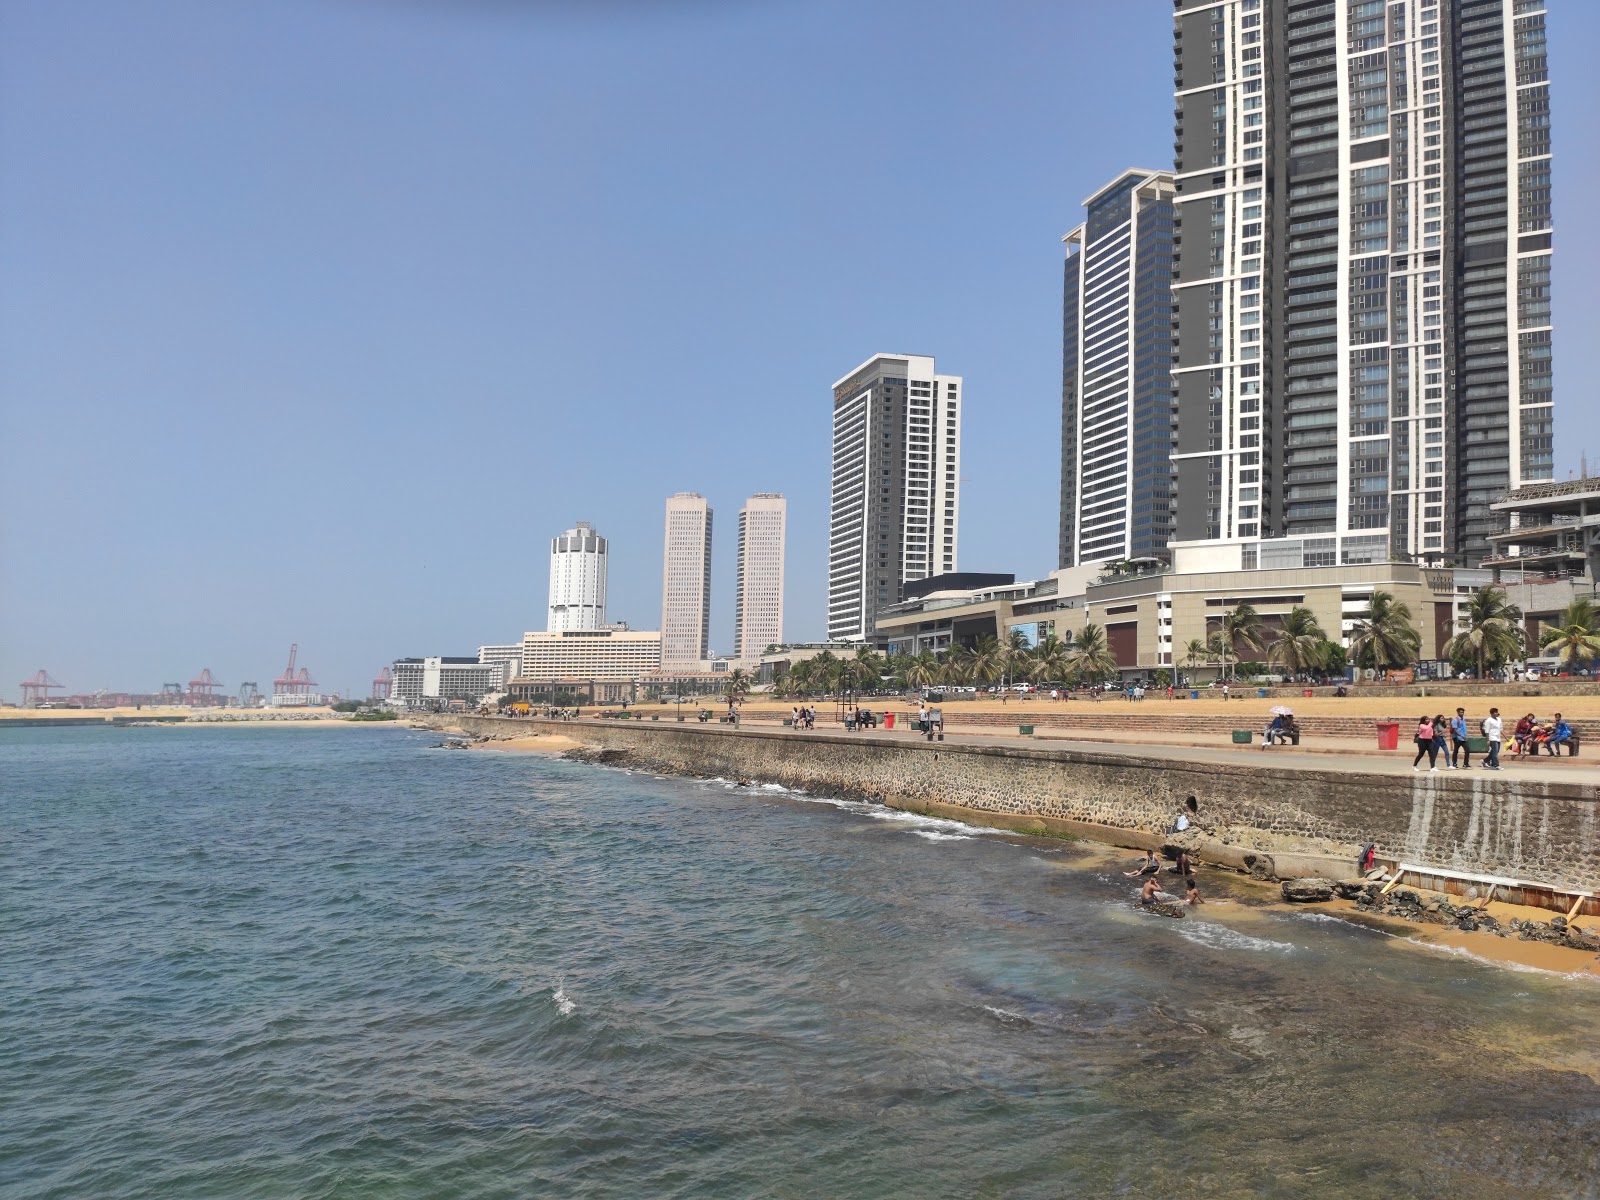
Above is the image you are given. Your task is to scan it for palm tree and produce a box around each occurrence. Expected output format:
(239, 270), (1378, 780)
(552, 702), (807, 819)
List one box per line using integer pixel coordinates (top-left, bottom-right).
(905, 650), (941, 691)
(1444, 586), (1525, 679)
(723, 668), (751, 703)
(999, 629), (1032, 689)
(1347, 590), (1422, 672)
(1068, 623), (1119, 685)
(1027, 634), (1074, 686)
(1267, 606), (1328, 678)
(1216, 603), (1265, 680)
(1543, 598), (1600, 674)
(963, 634), (1006, 689)
(1183, 637), (1209, 674)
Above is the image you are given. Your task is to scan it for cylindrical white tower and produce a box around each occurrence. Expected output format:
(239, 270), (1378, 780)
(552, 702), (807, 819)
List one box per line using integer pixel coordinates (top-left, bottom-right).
(548, 522), (608, 632)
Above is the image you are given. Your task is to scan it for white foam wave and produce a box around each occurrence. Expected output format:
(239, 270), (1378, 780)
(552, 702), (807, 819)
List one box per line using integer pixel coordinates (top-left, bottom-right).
(982, 1004), (1031, 1025)
(1178, 922), (1296, 954)
(1401, 938), (1600, 982)
(912, 830), (973, 842)
(552, 984), (576, 1016)
(865, 809), (995, 836)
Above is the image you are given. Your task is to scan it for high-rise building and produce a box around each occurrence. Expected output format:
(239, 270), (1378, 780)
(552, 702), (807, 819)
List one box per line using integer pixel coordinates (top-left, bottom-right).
(1060, 169), (1178, 569)
(1170, 0), (1552, 566)
(661, 492), (713, 667)
(828, 354), (962, 642)
(548, 521), (607, 632)
(734, 493), (786, 658)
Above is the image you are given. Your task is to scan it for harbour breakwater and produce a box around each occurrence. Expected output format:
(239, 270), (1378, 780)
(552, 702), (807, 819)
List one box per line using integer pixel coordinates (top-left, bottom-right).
(427, 715), (1600, 901)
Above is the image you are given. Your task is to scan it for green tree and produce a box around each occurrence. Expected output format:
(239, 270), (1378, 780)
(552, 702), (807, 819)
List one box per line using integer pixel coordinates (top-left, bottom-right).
(1267, 606), (1328, 678)
(1543, 598), (1600, 673)
(1347, 590), (1422, 672)
(905, 650), (941, 691)
(1068, 623), (1119, 685)
(723, 668), (751, 703)
(1443, 585), (1524, 679)
(1183, 637), (1211, 676)
(960, 634), (1005, 688)
(1027, 634), (1075, 685)
(1216, 603), (1265, 680)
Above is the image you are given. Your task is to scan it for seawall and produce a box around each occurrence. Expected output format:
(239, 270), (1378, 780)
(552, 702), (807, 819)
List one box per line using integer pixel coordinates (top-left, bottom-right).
(426, 715), (1600, 898)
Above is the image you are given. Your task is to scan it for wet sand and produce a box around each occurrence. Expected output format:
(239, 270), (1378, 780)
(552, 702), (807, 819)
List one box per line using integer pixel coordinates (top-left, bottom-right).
(1087, 843), (1600, 983)
(473, 733), (583, 755)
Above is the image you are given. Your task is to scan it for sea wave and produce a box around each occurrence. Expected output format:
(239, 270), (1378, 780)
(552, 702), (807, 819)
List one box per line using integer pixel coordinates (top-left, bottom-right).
(552, 984), (577, 1016)
(1178, 922), (1296, 953)
(912, 830), (973, 842)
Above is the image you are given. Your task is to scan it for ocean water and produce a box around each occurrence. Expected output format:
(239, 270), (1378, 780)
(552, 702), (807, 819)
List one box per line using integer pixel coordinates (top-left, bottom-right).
(3, 724), (1599, 1199)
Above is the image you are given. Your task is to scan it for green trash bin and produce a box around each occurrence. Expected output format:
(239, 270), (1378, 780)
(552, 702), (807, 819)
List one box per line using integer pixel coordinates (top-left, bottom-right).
(1019, 724), (1035, 736)
(1232, 730), (1254, 744)
(1467, 736), (1489, 754)
(782, 718), (793, 727)
(651, 714), (659, 721)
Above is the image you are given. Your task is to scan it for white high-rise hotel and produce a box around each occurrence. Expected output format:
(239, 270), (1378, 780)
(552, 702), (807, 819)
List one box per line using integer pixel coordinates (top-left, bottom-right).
(734, 493), (786, 659)
(828, 354), (961, 642)
(661, 492), (713, 668)
(1170, 0), (1552, 566)
(547, 522), (608, 632)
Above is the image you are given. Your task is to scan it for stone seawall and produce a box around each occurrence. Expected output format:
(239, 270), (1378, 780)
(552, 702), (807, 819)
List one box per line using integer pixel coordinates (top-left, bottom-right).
(428, 715), (1600, 894)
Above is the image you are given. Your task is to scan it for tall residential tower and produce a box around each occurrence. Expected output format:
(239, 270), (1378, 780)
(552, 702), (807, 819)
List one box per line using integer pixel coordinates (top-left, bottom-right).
(828, 354), (961, 642)
(1170, 0), (1552, 565)
(547, 521), (607, 632)
(661, 492), (713, 668)
(1060, 169), (1178, 569)
(734, 493), (786, 659)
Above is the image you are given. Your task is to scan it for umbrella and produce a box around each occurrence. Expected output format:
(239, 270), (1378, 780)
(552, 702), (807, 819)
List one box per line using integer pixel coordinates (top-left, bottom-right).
(1269, 705), (1295, 716)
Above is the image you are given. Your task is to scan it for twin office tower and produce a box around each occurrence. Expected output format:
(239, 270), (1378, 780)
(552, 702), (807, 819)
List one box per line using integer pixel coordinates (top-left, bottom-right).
(1060, 0), (1553, 571)
(547, 495), (787, 669)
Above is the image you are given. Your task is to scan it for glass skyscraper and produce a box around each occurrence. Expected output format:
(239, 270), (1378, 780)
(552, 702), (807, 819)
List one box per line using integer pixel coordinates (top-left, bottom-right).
(1170, 0), (1552, 566)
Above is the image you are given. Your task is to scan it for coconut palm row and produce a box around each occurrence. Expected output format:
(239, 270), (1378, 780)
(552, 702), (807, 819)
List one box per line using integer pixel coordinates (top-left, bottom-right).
(765, 590), (1600, 699)
(770, 628), (1124, 700)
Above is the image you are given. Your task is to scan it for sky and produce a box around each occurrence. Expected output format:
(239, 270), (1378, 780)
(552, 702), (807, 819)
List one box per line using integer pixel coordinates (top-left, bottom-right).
(2, 0), (1597, 700)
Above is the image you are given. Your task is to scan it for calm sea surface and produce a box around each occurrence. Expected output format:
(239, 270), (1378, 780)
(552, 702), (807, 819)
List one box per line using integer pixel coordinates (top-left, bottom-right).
(4, 724), (1599, 1199)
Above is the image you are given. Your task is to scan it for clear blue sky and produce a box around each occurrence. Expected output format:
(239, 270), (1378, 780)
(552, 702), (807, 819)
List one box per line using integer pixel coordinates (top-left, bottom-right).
(3, 0), (1596, 699)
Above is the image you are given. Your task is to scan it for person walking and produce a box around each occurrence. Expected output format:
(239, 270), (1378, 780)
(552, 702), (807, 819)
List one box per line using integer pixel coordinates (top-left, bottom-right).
(1431, 713), (1449, 768)
(1481, 707), (1502, 770)
(1449, 707), (1472, 769)
(1412, 714), (1438, 771)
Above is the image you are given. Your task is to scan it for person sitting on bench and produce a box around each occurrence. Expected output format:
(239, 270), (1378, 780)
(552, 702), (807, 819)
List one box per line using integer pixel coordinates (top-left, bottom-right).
(1545, 713), (1574, 756)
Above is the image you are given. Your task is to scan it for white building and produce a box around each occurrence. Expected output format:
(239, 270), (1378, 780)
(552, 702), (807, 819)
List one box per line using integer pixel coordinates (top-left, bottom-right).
(548, 521), (608, 632)
(518, 628), (663, 681)
(1169, 0), (1553, 565)
(390, 657), (505, 705)
(828, 353), (962, 642)
(1060, 169), (1177, 569)
(661, 492), (713, 668)
(477, 643), (523, 686)
(734, 493), (786, 658)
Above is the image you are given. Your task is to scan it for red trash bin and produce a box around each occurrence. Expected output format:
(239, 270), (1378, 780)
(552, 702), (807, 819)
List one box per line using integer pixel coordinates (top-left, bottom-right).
(884, 712), (895, 730)
(1376, 720), (1400, 751)
(1303, 688), (1314, 698)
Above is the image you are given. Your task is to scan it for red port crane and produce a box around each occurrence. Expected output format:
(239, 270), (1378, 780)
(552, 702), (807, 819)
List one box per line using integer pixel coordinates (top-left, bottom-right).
(271, 644), (319, 698)
(20, 670), (64, 707)
(187, 668), (224, 706)
(372, 667), (392, 701)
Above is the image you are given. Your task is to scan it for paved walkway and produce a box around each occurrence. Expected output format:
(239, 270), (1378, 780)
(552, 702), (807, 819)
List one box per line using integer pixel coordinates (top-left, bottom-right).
(572, 715), (1593, 787)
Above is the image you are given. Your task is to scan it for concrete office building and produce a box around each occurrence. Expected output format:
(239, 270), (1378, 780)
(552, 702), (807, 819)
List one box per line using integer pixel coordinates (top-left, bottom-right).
(390, 656), (506, 706)
(477, 643), (523, 686)
(548, 521), (608, 632)
(518, 628), (663, 682)
(1060, 169), (1178, 569)
(661, 492), (713, 668)
(734, 493), (786, 659)
(828, 353), (962, 642)
(1170, 0), (1553, 565)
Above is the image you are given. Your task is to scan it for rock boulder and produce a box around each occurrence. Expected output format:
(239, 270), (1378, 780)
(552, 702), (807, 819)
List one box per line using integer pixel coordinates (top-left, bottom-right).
(1282, 878), (1335, 903)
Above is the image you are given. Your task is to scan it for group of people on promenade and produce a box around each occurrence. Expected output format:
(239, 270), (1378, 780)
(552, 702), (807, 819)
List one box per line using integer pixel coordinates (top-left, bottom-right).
(1411, 706), (1577, 772)
(789, 705), (817, 730)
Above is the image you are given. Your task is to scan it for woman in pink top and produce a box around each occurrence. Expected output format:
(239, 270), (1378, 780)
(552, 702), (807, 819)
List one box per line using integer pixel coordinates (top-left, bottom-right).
(1411, 715), (1439, 771)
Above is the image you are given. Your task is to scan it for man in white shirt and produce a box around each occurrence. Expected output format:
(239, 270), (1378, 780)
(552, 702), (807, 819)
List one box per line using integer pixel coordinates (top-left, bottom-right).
(1481, 707), (1503, 770)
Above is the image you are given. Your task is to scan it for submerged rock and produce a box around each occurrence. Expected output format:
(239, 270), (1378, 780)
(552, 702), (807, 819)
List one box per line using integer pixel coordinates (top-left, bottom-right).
(1140, 900), (1187, 919)
(1282, 878), (1335, 903)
